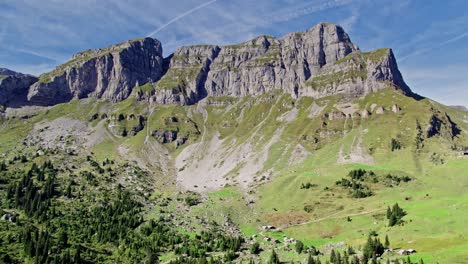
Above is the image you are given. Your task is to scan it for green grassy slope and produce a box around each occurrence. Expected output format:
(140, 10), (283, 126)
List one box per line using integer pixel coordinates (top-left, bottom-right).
(0, 88), (466, 263)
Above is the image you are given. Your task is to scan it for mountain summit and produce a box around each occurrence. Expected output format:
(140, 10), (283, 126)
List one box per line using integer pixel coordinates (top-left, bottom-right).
(5, 22), (412, 107)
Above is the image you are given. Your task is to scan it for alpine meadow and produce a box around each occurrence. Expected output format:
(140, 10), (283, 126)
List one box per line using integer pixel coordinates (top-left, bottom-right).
(0, 3), (467, 264)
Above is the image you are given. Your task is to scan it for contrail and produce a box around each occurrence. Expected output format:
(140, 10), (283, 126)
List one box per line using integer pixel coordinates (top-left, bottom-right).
(400, 31), (468, 62)
(147, 0), (218, 37)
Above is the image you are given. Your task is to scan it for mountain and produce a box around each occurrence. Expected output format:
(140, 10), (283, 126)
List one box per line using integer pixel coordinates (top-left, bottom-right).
(27, 38), (164, 106)
(6, 23), (412, 107)
(0, 23), (467, 264)
(0, 68), (38, 107)
(451, 105), (467, 111)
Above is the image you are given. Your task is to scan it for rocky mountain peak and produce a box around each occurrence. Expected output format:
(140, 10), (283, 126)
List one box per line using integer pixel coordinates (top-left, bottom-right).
(27, 37), (164, 106)
(4, 22), (414, 107)
(0, 68), (38, 107)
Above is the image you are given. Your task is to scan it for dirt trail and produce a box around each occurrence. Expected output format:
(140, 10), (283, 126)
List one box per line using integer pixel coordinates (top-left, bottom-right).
(278, 208), (384, 231)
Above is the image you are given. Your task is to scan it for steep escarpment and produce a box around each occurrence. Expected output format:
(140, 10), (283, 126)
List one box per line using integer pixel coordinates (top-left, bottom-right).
(302, 48), (413, 98)
(145, 22), (411, 104)
(0, 68), (38, 107)
(145, 22), (361, 103)
(27, 38), (164, 106)
(24, 22), (413, 107)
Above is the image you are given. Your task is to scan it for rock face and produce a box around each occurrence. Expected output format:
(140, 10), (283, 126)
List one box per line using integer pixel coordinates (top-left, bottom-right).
(23, 22), (413, 107)
(147, 22), (362, 104)
(0, 68), (38, 107)
(426, 109), (461, 139)
(303, 48), (413, 98)
(27, 38), (164, 106)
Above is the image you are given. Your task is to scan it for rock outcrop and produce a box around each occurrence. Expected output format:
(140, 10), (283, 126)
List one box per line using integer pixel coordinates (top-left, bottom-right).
(303, 48), (413, 98)
(147, 22), (361, 104)
(426, 109), (461, 139)
(0, 68), (38, 107)
(21, 22), (413, 107)
(28, 38), (164, 106)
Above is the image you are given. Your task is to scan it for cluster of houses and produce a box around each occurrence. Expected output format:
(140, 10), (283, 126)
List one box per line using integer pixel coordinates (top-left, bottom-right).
(261, 225), (276, 230)
(385, 248), (417, 256)
(397, 249), (417, 255)
(259, 225), (298, 245)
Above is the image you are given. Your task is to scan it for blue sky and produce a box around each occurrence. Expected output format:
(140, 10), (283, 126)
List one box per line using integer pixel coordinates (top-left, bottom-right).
(0, 0), (467, 106)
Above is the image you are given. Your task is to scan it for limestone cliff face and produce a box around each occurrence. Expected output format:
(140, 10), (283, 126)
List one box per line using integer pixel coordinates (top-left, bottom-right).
(148, 22), (411, 104)
(27, 38), (164, 106)
(301, 48), (413, 98)
(25, 22), (413, 106)
(147, 23), (360, 104)
(0, 68), (38, 107)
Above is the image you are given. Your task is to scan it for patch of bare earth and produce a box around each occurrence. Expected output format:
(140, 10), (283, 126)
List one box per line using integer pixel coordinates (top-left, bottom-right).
(264, 211), (310, 228)
(337, 130), (374, 165)
(176, 101), (287, 193)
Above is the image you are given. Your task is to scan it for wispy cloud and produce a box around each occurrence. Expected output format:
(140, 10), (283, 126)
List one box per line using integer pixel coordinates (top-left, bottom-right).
(339, 6), (360, 33)
(399, 31), (468, 62)
(147, 0), (218, 37)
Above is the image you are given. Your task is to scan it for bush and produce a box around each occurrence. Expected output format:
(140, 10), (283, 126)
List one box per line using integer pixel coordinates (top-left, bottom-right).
(250, 242), (261, 254)
(295, 240), (304, 254)
(300, 182), (317, 189)
(391, 138), (402, 151)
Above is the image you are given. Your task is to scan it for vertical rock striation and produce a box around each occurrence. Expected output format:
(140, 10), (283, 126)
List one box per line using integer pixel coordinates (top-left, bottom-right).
(22, 22), (414, 107)
(27, 38), (164, 106)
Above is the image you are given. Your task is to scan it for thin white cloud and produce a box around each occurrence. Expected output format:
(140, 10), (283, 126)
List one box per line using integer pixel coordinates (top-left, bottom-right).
(162, 0), (358, 53)
(266, 0), (354, 24)
(339, 6), (360, 33)
(13, 47), (65, 62)
(399, 31), (468, 62)
(146, 0), (218, 37)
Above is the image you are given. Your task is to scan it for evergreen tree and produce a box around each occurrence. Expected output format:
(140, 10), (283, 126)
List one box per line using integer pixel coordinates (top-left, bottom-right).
(387, 203), (407, 227)
(66, 183), (72, 199)
(0, 161), (6, 171)
(295, 240), (304, 254)
(330, 249), (336, 263)
(268, 250), (280, 264)
(385, 235), (390, 249)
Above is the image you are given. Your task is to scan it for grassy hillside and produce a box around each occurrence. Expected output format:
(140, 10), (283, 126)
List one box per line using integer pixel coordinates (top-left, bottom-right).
(0, 88), (466, 263)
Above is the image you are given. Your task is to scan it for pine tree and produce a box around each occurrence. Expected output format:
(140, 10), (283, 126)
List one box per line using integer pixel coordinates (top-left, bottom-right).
(296, 240), (304, 254)
(66, 183), (72, 199)
(385, 234), (390, 249)
(268, 250), (280, 264)
(307, 253), (315, 264)
(330, 249), (336, 263)
(0, 161), (7, 171)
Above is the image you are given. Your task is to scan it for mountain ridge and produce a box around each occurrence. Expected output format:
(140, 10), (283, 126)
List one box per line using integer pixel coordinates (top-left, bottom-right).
(2, 22), (415, 107)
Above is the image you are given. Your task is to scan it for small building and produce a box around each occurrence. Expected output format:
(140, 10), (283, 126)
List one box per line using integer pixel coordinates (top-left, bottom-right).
(398, 249), (417, 255)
